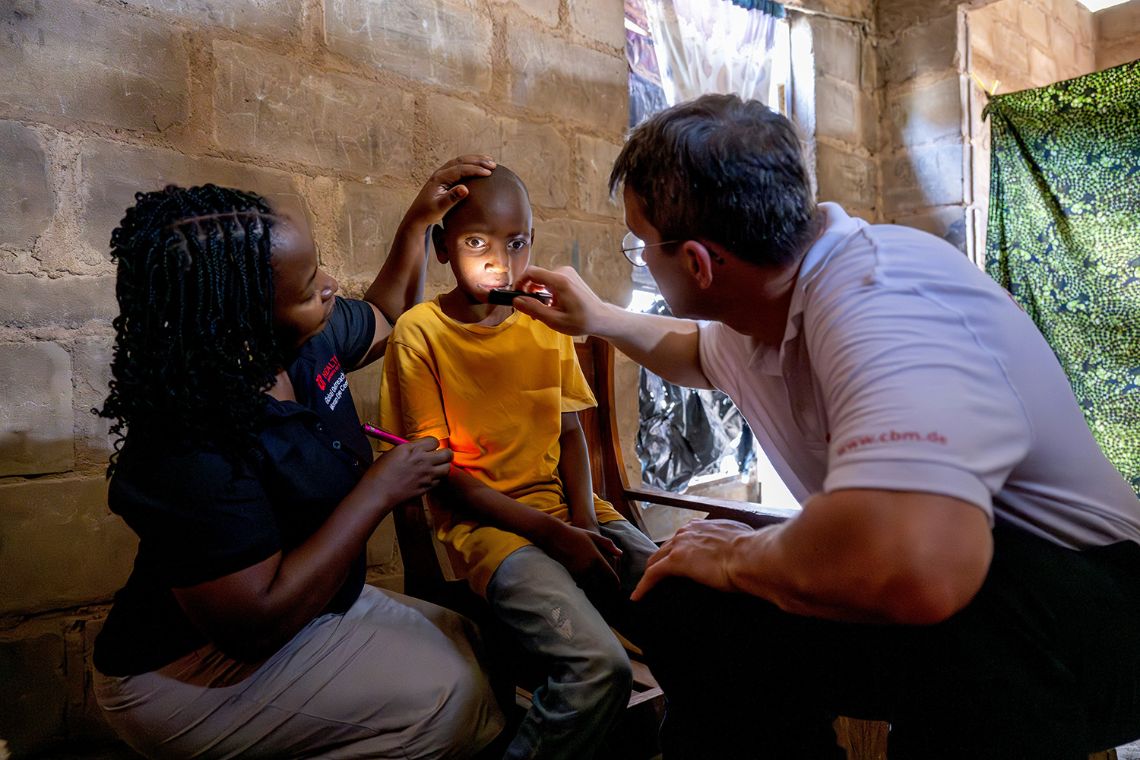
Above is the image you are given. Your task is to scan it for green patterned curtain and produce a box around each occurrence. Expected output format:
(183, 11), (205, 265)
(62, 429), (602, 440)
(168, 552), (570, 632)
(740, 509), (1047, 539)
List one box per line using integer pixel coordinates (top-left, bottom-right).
(984, 60), (1140, 496)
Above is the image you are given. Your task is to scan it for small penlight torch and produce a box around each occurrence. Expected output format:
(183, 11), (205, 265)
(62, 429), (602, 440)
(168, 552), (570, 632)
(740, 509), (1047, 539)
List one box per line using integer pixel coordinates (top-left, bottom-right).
(361, 423), (410, 446)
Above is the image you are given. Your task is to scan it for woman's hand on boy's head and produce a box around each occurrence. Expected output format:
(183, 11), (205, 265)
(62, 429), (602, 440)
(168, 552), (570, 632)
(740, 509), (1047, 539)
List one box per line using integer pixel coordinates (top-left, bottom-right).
(403, 154), (496, 230)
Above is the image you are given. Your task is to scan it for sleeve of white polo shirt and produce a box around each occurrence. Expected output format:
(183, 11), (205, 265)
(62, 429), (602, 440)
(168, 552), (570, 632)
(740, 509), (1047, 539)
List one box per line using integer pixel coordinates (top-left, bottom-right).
(810, 274), (1033, 522)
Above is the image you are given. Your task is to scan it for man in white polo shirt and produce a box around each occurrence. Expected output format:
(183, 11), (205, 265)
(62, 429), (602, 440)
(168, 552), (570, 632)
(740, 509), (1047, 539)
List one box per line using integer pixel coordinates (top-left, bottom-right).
(513, 94), (1140, 759)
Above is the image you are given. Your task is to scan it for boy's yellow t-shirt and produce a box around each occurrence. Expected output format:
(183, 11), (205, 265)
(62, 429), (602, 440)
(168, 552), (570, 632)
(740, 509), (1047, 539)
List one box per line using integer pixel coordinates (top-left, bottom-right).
(379, 298), (624, 595)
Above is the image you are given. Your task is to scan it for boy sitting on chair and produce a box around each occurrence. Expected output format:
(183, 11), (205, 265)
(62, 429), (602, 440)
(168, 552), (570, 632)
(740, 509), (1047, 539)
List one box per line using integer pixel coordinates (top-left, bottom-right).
(379, 165), (658, 760)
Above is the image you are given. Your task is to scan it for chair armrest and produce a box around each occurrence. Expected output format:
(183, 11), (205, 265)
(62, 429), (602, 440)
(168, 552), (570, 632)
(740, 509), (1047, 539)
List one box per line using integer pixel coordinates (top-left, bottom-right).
(623, 486), (798, 529)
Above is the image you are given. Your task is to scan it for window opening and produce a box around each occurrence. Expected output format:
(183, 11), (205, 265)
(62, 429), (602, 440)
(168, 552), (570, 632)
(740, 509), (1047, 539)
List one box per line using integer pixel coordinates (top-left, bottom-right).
(623, 0), (794, 503)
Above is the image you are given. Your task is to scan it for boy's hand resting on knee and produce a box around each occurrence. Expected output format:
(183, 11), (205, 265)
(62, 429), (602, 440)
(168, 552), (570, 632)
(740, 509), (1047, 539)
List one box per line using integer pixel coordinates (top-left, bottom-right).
(543, 523), (622, 589)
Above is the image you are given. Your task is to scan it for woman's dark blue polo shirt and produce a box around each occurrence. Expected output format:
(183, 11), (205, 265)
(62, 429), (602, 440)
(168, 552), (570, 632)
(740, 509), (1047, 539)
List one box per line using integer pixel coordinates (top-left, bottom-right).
(94, 298), (377, 676)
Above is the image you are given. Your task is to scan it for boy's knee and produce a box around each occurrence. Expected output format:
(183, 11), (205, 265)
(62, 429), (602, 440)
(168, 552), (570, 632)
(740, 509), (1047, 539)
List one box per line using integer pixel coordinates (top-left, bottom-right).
(578, 637), (633, 709)
(602, 644), (633, 688)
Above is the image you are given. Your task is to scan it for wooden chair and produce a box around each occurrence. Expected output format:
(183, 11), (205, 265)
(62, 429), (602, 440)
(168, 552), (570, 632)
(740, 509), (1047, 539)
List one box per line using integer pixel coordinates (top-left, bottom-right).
(569, 335), (798, 534)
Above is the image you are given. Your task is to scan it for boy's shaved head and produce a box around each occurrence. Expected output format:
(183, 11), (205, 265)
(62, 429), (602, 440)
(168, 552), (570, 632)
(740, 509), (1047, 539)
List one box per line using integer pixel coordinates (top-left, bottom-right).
(441, 164), (530, 230)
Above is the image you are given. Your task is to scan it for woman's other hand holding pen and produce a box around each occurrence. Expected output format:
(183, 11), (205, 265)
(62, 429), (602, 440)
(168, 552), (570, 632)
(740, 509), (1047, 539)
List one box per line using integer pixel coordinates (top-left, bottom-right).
(364, 437), (452, 509)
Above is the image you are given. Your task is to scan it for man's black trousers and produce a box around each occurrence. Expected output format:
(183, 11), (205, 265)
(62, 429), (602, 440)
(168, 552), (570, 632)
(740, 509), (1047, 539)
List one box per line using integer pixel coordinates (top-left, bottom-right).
(633, 523), (1140, 759)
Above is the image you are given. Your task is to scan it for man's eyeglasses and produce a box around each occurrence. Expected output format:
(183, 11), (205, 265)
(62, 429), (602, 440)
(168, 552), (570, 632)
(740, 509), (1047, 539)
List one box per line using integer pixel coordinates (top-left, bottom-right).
(621, 231), (680, 267)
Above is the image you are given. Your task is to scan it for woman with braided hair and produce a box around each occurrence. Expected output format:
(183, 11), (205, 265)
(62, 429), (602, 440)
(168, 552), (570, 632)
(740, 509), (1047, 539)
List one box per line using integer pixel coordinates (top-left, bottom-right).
(91, 157), (505, 759)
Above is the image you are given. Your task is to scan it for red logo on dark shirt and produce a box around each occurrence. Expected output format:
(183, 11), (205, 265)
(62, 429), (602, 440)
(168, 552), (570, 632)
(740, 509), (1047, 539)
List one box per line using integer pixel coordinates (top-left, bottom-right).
(315, 356), (341, 391)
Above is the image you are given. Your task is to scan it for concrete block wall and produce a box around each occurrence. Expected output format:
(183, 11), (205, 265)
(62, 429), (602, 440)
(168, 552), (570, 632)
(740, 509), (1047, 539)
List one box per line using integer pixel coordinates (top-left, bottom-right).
(875, 0), (1140, 266)
(1097, 1), (1140, 69)
(870, 0), (1130, 264)
(875, 1), (970, 249)
(0, 0), (630, 753)
(964, 0), (1098, 261)
(787, 0), (880, 221)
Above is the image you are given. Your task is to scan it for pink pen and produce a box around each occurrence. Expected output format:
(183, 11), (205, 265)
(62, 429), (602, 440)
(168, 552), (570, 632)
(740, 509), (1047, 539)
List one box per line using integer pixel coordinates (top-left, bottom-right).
(361, 422), (410, 446)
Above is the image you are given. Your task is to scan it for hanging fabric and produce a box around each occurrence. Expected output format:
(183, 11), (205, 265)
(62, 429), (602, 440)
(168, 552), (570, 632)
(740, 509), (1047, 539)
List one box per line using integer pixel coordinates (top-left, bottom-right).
(644, 0), (783, 105)
(984, 60), (1140, 496)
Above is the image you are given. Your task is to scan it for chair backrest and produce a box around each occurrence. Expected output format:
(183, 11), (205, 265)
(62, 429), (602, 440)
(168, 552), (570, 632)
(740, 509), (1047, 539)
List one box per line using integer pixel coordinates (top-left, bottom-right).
(571, 336), (645, 525)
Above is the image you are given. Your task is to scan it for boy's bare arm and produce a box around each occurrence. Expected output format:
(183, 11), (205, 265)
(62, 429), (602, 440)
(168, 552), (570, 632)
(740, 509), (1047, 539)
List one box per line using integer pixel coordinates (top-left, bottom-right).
(442, 465), (564, 540)
(441, 466), (620, 584)
(558, 412), (599, 532)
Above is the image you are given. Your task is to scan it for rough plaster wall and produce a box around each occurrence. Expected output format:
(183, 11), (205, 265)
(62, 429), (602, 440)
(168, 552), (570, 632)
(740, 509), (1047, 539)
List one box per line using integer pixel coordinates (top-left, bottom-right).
(875, 0), (971, 251)
(790, 1), (881, 222)
(873, 0), (1110, 265)
(1097, 2), (1140, 74)
(965, 0), (1098, 261)
(0, 0), (631, 752)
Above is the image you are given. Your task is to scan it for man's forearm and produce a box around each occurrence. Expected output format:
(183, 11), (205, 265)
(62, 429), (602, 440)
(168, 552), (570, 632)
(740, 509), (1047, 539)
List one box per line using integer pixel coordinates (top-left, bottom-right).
(592, 305), (711, 389)
(723, 490), (993, 624)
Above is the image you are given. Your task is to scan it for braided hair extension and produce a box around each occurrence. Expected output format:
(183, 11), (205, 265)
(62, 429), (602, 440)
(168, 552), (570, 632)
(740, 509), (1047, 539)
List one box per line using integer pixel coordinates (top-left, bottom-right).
(98, 184), (282, 473)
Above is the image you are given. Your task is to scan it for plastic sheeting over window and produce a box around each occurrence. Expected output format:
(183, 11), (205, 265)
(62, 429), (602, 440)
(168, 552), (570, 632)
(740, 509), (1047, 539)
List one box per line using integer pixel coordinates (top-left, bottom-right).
(636, 303), (756, 492)
(625, 0), (670, 128)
